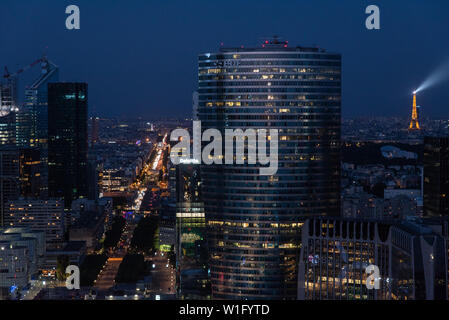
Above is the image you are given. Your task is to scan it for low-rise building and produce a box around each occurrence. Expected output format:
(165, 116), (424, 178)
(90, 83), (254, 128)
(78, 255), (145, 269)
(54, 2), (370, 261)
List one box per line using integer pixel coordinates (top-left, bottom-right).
(4, 199), (65, 249)
(45, 241), (87, 269)
(0, 228), (45, 292)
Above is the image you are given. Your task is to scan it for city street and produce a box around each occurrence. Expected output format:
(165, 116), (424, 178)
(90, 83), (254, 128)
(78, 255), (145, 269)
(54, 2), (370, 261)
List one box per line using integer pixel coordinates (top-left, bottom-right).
(148, 252), (175, 295)
(93, 221), (135, 292)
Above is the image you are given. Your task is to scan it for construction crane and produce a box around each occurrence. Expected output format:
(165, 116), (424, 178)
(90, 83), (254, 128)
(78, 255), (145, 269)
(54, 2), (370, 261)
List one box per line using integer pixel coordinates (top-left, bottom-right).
(3, 56), (48, 79)
(1, 55), (53, 116)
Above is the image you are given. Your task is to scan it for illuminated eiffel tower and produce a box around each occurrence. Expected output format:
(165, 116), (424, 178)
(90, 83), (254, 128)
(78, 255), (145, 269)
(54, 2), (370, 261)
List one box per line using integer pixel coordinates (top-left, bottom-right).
(409, 92), (420, 130)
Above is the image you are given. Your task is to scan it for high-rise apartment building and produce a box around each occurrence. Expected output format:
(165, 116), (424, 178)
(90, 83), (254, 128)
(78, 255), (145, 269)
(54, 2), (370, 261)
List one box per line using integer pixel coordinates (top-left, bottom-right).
(48, 83), (88, 208)
(424, 136), (449, 217)
(197, 38), (341, 299)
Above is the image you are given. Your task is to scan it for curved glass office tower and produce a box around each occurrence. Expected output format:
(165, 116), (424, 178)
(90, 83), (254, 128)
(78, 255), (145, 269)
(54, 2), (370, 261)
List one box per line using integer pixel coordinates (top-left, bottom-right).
(197, 39), (341, 299)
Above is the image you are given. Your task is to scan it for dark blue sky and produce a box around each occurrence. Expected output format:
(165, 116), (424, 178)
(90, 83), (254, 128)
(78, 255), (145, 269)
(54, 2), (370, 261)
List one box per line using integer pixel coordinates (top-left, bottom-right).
(1, 0), (448, 119)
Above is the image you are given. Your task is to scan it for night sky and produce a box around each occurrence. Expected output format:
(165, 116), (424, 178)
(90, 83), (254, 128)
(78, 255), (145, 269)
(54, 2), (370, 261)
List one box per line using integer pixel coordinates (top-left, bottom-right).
(1, 0), (449, 119)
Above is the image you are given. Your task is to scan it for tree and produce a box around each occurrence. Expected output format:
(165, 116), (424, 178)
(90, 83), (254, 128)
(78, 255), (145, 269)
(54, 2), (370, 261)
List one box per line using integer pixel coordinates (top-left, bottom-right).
(104, 216), (126, 249)
(371, 182), (386, 198)
(168, 245), (176, 267)
(56, 255), (70, 281)
(131, 216), (159, 252)
(115, 254), (147, 283)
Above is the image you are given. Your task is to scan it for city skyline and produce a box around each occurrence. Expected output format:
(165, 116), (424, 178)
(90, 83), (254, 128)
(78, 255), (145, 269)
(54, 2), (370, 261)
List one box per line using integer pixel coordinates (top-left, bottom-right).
(1, 1), (449, 119)
(2, 0), (449, 306)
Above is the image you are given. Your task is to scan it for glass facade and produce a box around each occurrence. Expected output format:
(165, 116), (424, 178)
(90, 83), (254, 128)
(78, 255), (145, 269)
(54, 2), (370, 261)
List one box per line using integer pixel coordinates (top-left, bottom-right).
(299, 218), (391, 300)
(17, 61), (59, 149)
(197, 41), (341, 299)
(0, 77), (18, 145)
(175, 163), (211, 299)
(48, 83), (88, 208)
(16, 62), (59, 198)
(299, 217), (448, 300)
(424, 136), (449, 217)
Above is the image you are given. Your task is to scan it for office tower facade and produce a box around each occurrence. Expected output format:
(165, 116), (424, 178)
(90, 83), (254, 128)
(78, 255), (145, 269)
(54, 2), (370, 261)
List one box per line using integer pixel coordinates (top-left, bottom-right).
(16, 60), (59, 197)
(0, 78), (17, 112)
(0, 112), (17, 145)
(87, 152), (102, 201)
(90, 116), (99, 145)
(16, 59), (59, 148)
(442, 220), (449, 299)
(197, 39), (341, 299)
(0, 146), (45, 226)
(298, 218), (391, 300)
(424, 136), (449, 217)
(48, 83), (88, 208)
(18, 147), (42, 198)
(298, 217), (447, 300)
(0, 77), (19, 145)
(0, 146), (21, 227)
(175, 163), (210, 299)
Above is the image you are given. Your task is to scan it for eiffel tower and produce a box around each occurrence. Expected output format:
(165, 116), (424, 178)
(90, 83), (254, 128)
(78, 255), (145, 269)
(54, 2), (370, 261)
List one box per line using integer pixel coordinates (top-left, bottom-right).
(409, 92), (420, 130)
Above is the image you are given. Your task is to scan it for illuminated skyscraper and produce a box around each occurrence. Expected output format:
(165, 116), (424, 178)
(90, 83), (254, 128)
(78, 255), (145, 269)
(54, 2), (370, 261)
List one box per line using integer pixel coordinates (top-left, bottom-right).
(16, 59), (59, 148)
(424, 136), (449, 217)
(90, 116), (99, 146)
(175, 162), (210, 299)
(0, 146), (43, 226)
(0, 112), (16, 146)
(197, 38), (341, 299)
(0, 77), (18, 145)
(0, 146), (20, 227)
(16, 59), (59, 197)
(48, 83), (88, 208)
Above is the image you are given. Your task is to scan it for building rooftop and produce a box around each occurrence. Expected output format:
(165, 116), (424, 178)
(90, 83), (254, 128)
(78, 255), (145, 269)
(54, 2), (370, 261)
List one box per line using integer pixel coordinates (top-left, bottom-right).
(63, 241), (86, 252)
(71, 210), (104, 229)
(217, 37), (330, 53)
